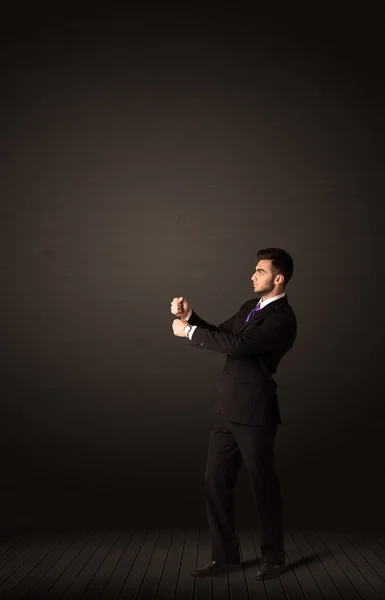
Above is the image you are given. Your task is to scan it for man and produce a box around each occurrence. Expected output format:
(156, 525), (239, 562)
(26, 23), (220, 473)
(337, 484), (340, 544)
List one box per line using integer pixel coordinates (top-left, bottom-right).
(170, 247), (297, 581)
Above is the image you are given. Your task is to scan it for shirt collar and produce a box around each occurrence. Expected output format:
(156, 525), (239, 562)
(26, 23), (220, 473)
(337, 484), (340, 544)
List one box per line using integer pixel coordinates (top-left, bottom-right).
(259, 292), (286, 309)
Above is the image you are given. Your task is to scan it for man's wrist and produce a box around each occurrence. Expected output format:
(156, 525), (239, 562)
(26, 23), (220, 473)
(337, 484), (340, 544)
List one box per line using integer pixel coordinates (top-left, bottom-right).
(186, 325), (197, 339)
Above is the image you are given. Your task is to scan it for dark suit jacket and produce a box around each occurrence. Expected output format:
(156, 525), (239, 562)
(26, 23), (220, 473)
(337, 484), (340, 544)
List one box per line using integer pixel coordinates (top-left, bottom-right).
(188, 294), (297, 426)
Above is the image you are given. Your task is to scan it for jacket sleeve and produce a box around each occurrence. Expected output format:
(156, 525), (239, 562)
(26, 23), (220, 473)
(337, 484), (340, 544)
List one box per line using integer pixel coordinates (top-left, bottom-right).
(187, 309), (238, 333)
(189, 314), (291, 356)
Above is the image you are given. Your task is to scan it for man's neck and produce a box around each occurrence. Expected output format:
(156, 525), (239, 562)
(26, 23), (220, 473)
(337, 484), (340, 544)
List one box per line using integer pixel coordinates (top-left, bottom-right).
(260, 290), (285, 303)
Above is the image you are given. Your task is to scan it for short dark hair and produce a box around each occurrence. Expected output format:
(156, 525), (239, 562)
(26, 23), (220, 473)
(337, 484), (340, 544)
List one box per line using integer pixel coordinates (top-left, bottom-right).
(256, 247), (294, 288)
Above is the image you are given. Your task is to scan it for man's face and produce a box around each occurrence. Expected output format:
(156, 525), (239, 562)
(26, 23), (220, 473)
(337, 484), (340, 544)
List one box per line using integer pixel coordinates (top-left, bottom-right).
(251, 259), (277, 295)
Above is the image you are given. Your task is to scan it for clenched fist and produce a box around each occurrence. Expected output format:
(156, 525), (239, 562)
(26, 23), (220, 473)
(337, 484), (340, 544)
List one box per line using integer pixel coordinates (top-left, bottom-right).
(172, 318), (189, 337)
(170, 296), (190, 319)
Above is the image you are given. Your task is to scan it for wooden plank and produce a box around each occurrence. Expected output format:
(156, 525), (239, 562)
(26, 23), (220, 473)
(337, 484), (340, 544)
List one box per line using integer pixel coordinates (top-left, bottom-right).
(174, 528), (199, 600)
(109, 531), (159, 598)
(364, 538), (385, 571)
(5, 533), (80, 600)
(2, 528), (385, 600)
(283, 530), (324, 600)
(0, 534), (65, 598)
(97, 530), (147, 600)
(191, 526), (211, 600)
(0, 535), (40, 571)
(116, 530), (161, 598)
(42, 531), (107, 599)
(238, 527), (267, 600)
(78, 531), (134, 600)
(316, 530), (379, 600)
(246, 527), (306, 600)
(136, 528), (173, 600)
(151, 530), (186, 599)
(329, 532), (385, 598)
(0, 535), (48, 586)
(24, 533), (94, 600)
(252, 528), (288, 600)
(290, 530), (343, 599)
(228, 529), (248, 600)
(60, 530), (121, 599)
(342, 532), (385, 580)
(0, 537), (23, 560)
(211, 567), (229, 599)
(301, 529), (361, 600)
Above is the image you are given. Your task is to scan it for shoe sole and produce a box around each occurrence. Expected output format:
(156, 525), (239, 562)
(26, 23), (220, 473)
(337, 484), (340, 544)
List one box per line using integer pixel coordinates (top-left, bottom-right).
(191, 563), (241, 577)
(255, 565), (285, 580)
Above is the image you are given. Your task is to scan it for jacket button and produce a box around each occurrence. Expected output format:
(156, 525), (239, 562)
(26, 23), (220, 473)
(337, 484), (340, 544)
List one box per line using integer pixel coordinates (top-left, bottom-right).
(224, 371), (228, 375)
(200, 342), (203, 346)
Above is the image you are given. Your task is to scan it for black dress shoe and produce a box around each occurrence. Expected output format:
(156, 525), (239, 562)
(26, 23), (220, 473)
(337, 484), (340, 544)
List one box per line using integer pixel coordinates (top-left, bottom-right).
(255, 562), (285, 580)
(191, 560), (241, 577)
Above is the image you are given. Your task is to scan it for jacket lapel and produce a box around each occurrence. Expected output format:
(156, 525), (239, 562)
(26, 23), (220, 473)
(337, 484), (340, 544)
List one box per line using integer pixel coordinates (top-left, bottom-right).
(236, 295), (288, 333)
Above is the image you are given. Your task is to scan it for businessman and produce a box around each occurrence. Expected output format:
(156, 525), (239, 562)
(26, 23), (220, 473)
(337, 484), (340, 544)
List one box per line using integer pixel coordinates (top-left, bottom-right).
(170, 247), (297, 581)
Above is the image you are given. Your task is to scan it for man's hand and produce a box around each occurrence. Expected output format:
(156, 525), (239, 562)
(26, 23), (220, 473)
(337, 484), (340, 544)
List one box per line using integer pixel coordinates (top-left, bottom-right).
(172, 318), (189, 337)
(170, 296), (190, 319)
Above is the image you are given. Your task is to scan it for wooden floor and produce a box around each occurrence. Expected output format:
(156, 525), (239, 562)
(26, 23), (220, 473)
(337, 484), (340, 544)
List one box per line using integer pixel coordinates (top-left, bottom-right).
(1, 527), (385, 599)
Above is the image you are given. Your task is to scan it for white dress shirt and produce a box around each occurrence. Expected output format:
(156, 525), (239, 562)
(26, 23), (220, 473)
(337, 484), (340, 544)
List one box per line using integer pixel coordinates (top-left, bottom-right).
(184, 292), (286, 339)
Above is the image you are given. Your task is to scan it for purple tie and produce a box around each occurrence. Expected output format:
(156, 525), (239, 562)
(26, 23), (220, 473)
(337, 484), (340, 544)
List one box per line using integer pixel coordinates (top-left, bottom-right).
(245, 302), (262, 323)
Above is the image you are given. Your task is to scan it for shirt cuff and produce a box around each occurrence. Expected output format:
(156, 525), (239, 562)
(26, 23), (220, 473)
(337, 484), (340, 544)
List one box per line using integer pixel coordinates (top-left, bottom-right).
(185, 308), (193, 321)
(188, 325), (197, 340)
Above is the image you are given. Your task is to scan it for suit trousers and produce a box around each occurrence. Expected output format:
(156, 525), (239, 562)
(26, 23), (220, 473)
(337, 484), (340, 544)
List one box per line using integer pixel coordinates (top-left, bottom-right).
(204, 409), (285, 565)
